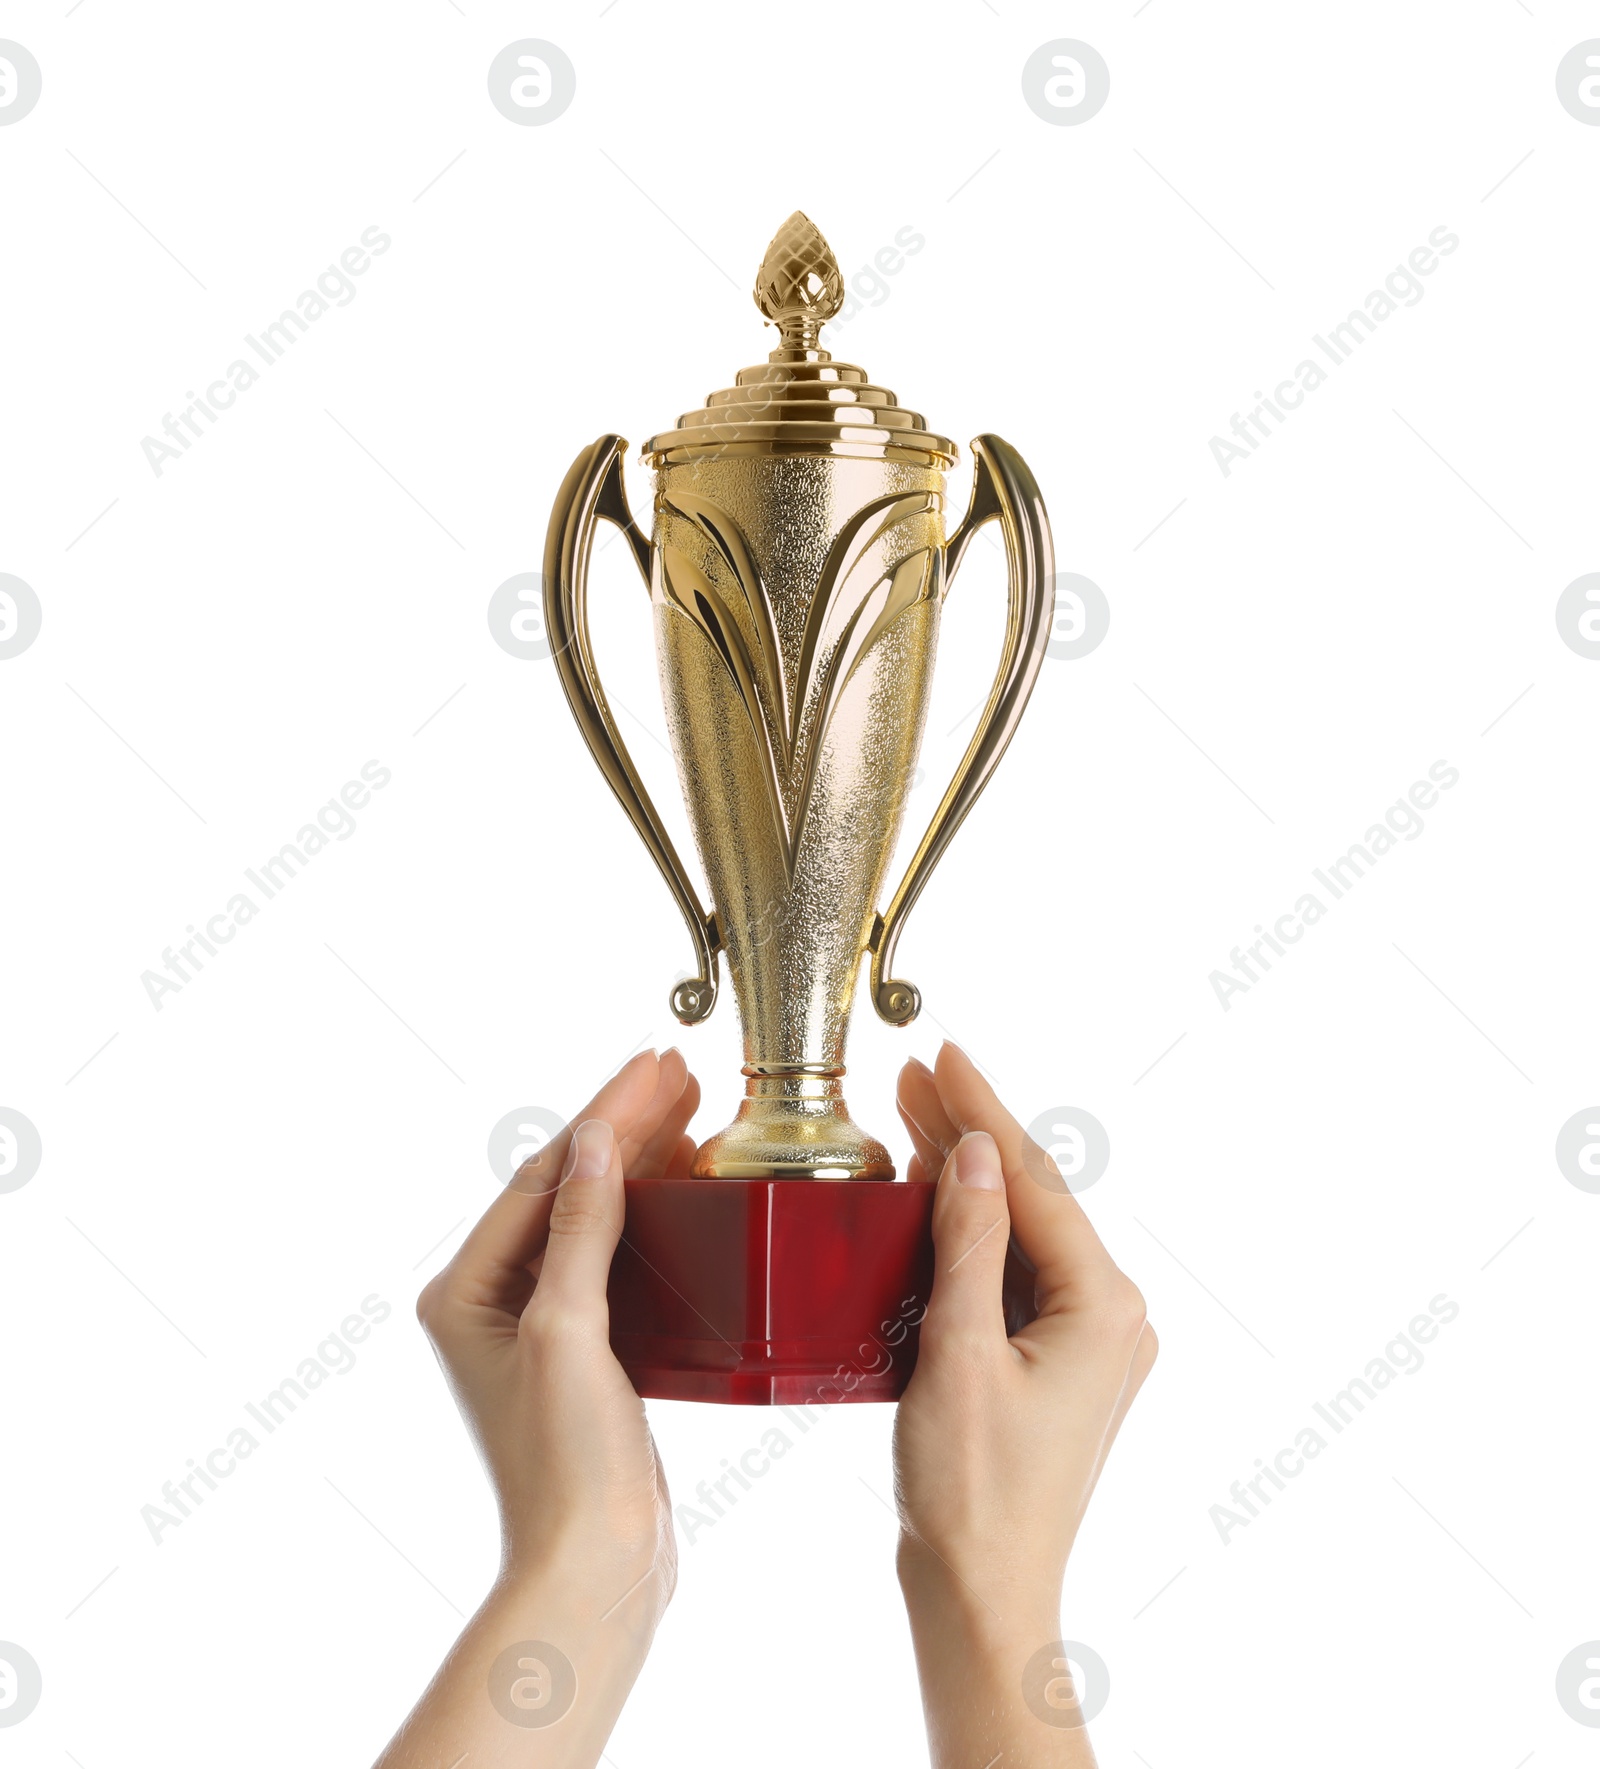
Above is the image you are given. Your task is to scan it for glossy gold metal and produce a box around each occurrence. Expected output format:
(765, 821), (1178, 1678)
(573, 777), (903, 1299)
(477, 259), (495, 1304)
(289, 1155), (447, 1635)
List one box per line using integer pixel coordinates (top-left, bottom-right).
(543, 214), (1055, 1179)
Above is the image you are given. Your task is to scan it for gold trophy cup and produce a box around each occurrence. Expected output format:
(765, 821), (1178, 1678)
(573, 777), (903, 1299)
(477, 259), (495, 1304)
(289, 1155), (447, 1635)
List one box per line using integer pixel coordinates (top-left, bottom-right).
(544, 214), (1054, 1192)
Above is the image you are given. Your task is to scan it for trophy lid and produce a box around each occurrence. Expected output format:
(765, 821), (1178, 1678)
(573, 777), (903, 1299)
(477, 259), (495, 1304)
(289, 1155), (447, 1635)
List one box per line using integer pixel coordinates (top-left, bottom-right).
(642, 213), (957, 470)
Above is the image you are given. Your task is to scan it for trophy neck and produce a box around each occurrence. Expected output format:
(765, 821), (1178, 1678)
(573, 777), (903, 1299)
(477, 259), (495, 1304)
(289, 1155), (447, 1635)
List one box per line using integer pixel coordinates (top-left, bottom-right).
(693, 1070), (893, 1181)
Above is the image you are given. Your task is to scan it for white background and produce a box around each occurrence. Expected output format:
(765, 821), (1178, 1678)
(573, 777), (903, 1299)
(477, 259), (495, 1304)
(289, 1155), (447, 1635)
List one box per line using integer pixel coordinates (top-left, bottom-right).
(2, 4), (1597, 1764)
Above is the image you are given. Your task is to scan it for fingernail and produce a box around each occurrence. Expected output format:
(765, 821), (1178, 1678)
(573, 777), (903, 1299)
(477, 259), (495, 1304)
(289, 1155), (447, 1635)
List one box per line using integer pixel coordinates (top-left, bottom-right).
(953, 1131), (1002, 1191)
(904, 1055), (933, 1077)
(562, 1119), (613, 1182)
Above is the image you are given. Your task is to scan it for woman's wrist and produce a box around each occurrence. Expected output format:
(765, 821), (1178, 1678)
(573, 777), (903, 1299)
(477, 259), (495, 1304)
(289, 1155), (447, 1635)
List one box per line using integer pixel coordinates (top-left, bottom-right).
(464, 1566), (662, 1761)
(491, 1530), (674, 1679)
(372, 1571), (660, 1769)
(494, 1469), (677, 1630)
(896, 1533), (1062, 1642)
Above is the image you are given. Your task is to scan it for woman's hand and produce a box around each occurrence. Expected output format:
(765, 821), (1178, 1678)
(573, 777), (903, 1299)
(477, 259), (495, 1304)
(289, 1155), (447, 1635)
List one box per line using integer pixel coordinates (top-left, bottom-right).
(893, 1042), (1157, 1766)
(417, 1046), (698, 1597)
(376, 1048), (699, 1769)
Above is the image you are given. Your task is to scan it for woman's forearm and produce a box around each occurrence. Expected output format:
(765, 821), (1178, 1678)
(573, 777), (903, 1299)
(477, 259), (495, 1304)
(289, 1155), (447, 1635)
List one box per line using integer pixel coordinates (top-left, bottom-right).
(374, 1554), (665, 1769)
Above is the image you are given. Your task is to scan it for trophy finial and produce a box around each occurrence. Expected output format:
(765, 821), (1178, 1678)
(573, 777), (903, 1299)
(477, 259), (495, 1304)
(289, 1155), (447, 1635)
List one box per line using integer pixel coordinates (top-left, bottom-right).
(753, 212), (843, 358)
(645, 210), (956, 468)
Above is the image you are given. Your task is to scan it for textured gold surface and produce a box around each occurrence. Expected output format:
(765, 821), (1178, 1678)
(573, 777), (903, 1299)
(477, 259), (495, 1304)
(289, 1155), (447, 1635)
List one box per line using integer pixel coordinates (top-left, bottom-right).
(656, 454), (943, 1177)
(542, 218), (1056, 1179)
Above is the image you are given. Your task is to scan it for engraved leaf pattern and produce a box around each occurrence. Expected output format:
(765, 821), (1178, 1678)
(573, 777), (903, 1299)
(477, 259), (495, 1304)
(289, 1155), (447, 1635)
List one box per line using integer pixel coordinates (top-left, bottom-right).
(659, 489), (938, 877)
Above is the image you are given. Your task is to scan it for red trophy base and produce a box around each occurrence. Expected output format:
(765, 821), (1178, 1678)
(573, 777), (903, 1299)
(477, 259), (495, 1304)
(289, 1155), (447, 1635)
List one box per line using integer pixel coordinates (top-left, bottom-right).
(607, 1178), (1036, 1406)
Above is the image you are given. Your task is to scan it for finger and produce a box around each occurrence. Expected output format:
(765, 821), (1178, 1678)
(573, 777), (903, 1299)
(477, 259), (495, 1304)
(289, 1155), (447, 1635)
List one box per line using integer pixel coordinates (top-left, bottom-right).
(531, 1118), (625, 1313)
(439, 1052), (659, 1310)
(663, 1133), (697, 1182)
(932, 1042), (1123, 1320)
(615, 1048), (692, 1176)
(896, 1055), (959, 1158)
(896, 1097), (943, 1186)
(631, 1070), (700, 1179)
(509, 1047), (679, 1200)
(919, 1132), (1014, 1352)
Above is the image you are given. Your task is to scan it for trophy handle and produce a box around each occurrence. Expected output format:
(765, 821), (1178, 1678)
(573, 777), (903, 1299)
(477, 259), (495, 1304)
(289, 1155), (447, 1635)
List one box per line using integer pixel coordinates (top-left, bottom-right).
(868, 435), (1054, 1026)
(544, 434), (720, 1025)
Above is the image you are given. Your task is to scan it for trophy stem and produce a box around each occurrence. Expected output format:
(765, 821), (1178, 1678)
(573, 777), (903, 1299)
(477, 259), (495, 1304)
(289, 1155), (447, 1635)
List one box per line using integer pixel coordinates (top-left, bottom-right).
(690, 1066), (893, 1181)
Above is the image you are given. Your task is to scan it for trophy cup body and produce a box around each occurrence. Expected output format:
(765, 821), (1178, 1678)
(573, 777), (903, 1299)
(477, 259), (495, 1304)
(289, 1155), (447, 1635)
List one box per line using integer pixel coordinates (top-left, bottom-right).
(542, 216), (1053, 1401)
(651, 448), (945, 1180)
